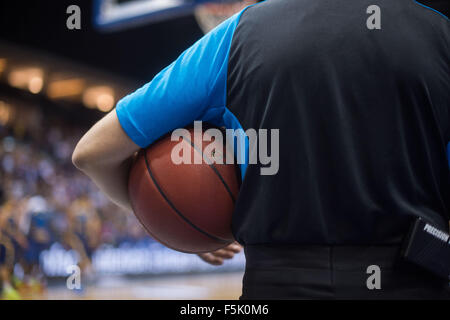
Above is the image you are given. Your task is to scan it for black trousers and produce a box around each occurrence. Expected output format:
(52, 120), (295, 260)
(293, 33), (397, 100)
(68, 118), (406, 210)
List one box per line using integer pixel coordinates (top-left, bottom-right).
(240, 245), (450, 300)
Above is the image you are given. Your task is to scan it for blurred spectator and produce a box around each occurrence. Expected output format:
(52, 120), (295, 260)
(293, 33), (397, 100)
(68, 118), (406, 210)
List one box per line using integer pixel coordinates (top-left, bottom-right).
(0, 102), (148, 299)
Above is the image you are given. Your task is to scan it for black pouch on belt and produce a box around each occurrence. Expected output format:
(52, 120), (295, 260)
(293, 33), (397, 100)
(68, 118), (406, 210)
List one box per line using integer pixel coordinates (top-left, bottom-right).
(402, 218), (450, 281)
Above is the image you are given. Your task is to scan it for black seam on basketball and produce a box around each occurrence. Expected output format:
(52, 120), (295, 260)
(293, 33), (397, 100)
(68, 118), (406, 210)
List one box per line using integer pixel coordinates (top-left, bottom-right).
(143, 151), (229, 244)
(182, 136), (236, 203)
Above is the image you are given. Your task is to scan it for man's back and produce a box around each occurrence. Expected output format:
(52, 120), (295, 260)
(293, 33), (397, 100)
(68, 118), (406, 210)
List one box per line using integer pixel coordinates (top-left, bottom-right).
(76, 0), (450, 299)
(228, 0), (450, 245)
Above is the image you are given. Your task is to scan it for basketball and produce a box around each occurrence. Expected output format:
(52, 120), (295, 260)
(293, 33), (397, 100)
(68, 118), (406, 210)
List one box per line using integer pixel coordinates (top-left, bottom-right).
(128, 126), (240, 253)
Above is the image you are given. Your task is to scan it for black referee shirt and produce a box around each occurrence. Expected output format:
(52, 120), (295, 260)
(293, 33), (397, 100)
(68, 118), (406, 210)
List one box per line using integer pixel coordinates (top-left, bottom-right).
(227, 0), (450, 245)
(117, 0), (450, 246)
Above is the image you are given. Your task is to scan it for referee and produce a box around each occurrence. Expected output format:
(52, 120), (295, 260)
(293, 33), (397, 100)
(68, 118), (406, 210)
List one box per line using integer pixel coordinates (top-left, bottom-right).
(73, 0), (450, 299)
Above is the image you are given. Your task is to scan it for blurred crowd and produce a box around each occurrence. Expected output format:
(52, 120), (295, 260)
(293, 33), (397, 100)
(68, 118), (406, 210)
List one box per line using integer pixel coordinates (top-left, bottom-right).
(0, 103), (148, 299)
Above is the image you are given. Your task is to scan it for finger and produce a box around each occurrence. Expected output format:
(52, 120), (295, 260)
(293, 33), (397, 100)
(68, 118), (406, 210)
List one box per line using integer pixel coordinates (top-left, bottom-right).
(226, 243), (242, 253)
(212, 249), (235, 259)
(203, 254), (224, 265)
(198, 253), (224, 266)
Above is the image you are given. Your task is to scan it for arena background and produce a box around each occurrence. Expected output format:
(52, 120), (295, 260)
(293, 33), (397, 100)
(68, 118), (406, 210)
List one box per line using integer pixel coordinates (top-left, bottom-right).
(1, 0), (448, 301)
(0, 0), (256, 300)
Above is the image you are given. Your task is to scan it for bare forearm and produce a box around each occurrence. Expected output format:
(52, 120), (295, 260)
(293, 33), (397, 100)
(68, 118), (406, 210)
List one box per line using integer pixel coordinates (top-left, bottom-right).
(79, 157), (133, 212)
(72, 111), (140, 212)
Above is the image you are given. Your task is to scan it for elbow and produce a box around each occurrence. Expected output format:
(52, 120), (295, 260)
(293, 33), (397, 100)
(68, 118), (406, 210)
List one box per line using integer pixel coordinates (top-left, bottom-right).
(72, 143), (91, 172)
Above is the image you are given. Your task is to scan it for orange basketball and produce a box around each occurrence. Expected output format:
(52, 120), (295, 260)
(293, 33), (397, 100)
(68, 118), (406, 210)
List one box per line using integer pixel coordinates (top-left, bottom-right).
(128, 126), (240, 253)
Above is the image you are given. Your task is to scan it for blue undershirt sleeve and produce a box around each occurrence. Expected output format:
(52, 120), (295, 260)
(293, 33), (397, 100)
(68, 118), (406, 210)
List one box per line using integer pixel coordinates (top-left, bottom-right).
(115, 11), (244, 148)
